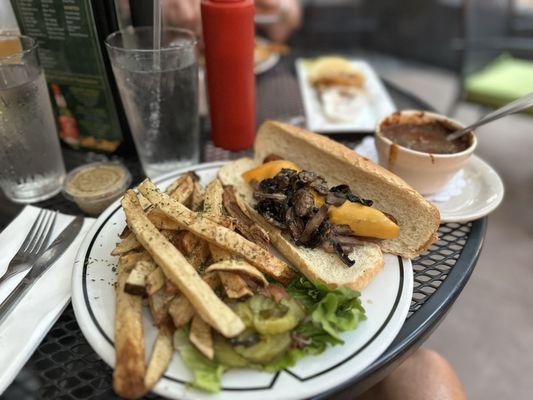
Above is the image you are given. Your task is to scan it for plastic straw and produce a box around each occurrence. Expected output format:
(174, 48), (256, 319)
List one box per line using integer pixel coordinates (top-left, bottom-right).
(153, 0), (161, 69)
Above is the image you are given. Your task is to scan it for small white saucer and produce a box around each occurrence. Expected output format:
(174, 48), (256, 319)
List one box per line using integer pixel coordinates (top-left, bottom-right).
(437, 155), (504, 223)
(354, 137), (504, 223)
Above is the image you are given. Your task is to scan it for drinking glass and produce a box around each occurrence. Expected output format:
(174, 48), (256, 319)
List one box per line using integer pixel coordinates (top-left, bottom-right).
(105, 27), (199, 179)
(0, 35), (66, 203)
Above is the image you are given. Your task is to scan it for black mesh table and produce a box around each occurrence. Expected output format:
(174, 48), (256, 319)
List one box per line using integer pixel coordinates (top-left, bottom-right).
(1, 59), (486, 400)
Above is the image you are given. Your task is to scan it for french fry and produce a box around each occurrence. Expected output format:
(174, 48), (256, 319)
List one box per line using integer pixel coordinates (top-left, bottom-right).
(138, 193), (152, 210)
(148, 208), (181, 230)
(113, 256), (147, 399)
(138, 180), (294, 284)
(165, 230), (210, 269)
(218, 271), (253, 299)
(167, 273), (220, 328)
(204, 179), (225, 216)
(147, 234), (208, 294)
(122, 190), (244, 337)
(209, 214), (236, 230)
(111, 232), (142, 256)
(148, 206), (234, 231)
(189, 314), (214, 359)
(168, 295), (195, 327)
(114, 211), (187, 256)
(113, 224), (179, 256)
(119, 225), (131, 239)
(146, 267), (166, 296)
(118, 251), (151, 273)
(168, 173), (195, 206)
(124, 260), (157, 296)
(160, 229), (183, 245)
(148, 288), (174, 326)
(204, 179), (254, 299)
(165, 174), (188, 195)
(164, 279), (180, 295)
(205, 259), (268, 288)
(148, 208), (235, 231)
(186, 239), (210, 269)
(191, 180), (205, 211)
(173, 230), (203, 255)
(145, 324), (174, 391)
(146, 173), (198, 229)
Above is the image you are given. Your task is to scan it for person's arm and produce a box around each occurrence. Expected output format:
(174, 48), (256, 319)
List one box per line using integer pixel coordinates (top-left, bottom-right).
(163, 0), (202, 36)
(162, 0), (301, 43)
(256, 0), (301, 42)
(357, 349), (467, 400)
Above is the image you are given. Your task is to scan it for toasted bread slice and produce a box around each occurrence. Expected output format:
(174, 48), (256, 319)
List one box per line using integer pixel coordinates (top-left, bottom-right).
(219, 157), (384, 291)
(252, 121), (440, 258)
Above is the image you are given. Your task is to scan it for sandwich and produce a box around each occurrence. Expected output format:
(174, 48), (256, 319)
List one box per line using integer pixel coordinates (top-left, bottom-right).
(219, 120), (440, 290)
(307, 56), (367, 122)
(308, 56), (365, 90)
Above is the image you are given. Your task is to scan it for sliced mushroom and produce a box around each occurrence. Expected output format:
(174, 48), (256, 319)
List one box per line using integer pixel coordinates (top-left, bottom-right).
(256, 199), (286, 229)
(298, 205), (329, 246)
(253, 191), (287, 202)
(286, 206), (304, 240)
(330, 224), (354, 236)
(334, 234), (366, 248)
(296, 171), (318, 184)
(325, 191), (346, 207)
(329, 184), (373, 207)
(293, 188), (315, 217)
(333, 240), (355, 267)
(309, 177), (328, 195)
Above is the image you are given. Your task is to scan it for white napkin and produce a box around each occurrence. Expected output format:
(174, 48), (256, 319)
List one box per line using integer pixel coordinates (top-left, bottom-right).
(355, 136), (466, 203)
(0, 206), (94, 395)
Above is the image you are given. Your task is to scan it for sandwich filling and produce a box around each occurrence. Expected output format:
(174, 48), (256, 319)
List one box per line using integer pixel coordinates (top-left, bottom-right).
(242, 155), (399, 266)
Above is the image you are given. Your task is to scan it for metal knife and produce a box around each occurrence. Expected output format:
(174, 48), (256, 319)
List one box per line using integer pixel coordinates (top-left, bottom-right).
(0, 215), (84, 326)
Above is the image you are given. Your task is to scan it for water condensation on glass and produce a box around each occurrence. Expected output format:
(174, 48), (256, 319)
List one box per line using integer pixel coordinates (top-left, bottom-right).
(0, 63), (66, 202)
(111, 35), (199, 178)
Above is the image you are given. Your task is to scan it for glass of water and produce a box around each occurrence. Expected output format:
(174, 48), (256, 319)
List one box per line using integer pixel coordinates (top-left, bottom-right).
(0, 35), (66, 203)
(105, 27), (199, 179)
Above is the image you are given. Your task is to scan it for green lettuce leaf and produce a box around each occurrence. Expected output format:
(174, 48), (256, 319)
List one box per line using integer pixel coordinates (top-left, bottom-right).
(263, 277), (366, 372)
(287, 276), (366, 341)
(173, 329), (225, 393)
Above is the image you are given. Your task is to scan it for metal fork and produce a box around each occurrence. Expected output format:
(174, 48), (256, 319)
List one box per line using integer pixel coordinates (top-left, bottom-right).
(0, 209), (57, 285)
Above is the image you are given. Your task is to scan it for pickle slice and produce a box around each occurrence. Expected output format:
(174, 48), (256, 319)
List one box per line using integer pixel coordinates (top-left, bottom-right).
(250, 295), (306, 335)
(214, 335), (249, 368)
(230, 301), (254, 328)
(234, 332), (291, 364)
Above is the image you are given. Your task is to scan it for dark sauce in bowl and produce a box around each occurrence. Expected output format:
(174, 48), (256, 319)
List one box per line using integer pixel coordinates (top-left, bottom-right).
(381, 121), (471, 154)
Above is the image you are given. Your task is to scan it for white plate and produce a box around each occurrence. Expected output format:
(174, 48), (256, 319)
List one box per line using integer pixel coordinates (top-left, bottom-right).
(437, 155), (504, 223)
(255, 38), (280, 75)
(71, 162), (413, 400)
(296, 58), (396, 133)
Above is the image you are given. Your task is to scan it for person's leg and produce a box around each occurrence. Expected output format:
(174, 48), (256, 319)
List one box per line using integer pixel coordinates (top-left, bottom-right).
(358, 348), (467, 400)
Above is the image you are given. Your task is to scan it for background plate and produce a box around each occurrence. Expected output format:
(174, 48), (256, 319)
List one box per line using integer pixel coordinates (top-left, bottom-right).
(296, 58), (396, 133)
(255, 38), (280, 75)
(72, 162), (413, 400)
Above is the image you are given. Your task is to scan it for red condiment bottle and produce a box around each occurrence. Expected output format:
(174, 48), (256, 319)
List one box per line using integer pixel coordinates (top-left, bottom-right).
(201, 0), (255, 150)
